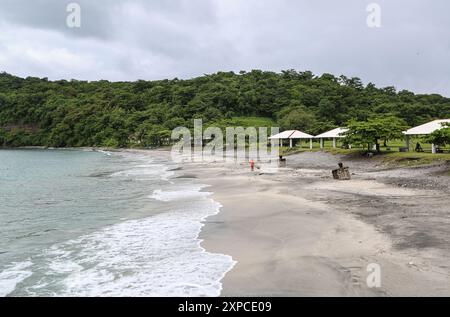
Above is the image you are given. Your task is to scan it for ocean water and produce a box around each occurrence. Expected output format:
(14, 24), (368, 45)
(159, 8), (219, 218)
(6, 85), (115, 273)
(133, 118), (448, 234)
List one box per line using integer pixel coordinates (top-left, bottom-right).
(0, 149), (235, 297)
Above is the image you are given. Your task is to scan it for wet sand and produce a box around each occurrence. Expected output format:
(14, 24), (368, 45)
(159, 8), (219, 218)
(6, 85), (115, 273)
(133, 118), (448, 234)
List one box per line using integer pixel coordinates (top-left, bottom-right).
(183, 152), (450, 296)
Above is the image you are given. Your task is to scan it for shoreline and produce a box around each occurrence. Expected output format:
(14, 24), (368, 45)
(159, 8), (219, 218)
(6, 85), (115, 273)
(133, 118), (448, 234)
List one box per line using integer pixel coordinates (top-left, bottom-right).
(195, 189), (237, 297)
(193, 161), (386, 296)
(183, 152), (450, 296)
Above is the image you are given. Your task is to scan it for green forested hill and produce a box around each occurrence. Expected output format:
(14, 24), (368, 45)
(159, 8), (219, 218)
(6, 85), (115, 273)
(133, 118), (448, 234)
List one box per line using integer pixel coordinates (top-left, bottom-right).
(0, 70), (449, 147)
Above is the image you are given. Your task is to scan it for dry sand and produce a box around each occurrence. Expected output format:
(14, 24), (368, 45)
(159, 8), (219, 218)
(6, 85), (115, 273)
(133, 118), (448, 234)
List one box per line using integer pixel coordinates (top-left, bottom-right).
(178, 152), (450, 297)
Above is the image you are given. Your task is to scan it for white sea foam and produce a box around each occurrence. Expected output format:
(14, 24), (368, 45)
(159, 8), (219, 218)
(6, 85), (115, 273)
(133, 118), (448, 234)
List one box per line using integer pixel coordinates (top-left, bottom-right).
(0, 151), (235, 297)
(111, 163), (174, 181)
(0, 261), (33, 296)
(29, 197), (235, 297)
(97, 150), (112, 156)
(150, 185), (211, 202)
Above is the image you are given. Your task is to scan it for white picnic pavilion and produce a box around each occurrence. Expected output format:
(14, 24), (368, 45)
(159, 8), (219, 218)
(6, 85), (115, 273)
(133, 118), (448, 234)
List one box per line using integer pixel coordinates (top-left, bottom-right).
(269, 130), (315, 149)
(404, 119), (450, 153)
(314, 127), (349, 149)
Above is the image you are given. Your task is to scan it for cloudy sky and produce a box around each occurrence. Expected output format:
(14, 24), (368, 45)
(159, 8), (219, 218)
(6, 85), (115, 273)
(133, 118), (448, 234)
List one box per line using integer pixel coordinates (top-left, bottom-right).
(0, 0), (449, 96)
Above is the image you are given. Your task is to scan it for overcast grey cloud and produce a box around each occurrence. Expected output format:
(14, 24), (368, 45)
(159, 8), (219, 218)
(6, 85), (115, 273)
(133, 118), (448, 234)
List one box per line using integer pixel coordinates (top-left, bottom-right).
(0, 0), (449, 96)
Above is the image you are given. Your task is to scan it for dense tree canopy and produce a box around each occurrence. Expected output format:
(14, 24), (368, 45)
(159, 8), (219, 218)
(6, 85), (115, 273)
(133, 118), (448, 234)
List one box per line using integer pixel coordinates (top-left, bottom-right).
(426, 123), (450, 147)
(344, 116), (409, 152)
(0, 70), (449, 148)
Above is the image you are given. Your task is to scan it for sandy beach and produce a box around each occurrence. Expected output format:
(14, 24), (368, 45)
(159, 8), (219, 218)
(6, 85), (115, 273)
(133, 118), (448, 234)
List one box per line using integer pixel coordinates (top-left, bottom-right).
(176, 152), (450, 296)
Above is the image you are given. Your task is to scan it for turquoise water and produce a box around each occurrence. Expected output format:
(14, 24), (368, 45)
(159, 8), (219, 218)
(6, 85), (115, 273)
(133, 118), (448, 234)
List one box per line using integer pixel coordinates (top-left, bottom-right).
(0, 149), (234, 297)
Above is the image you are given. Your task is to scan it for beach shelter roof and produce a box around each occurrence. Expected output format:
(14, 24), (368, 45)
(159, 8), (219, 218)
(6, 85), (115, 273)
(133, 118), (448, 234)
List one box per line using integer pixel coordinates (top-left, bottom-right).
(289, 130), (315, 139)
(404, 119), (450, 136)
(269, 130), (314, 140)
(315, 127), (349, 139)
(268, 130), (296, 139)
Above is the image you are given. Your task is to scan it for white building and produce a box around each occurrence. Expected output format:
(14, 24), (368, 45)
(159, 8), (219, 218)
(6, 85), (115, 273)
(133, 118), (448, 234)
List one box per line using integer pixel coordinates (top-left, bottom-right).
(269, 130), (315, 149)
(315, 127), (349, 148)
(404, 119), (450, 153)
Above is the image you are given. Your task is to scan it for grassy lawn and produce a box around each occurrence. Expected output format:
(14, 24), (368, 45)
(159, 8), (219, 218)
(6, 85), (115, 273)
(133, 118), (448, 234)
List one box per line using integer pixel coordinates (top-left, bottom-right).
(323, 149), (450, 167)
(279, 139), (343, 156)
(279, 138), (450, 168)
(379, 151), (450, 167)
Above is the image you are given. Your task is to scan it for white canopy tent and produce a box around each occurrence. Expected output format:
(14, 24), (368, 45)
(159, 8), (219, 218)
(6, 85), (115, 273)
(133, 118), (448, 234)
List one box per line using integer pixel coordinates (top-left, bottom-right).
(403, 119), (450, 153)
(269, 130), (315, 149)
(315, 127), (349, 149)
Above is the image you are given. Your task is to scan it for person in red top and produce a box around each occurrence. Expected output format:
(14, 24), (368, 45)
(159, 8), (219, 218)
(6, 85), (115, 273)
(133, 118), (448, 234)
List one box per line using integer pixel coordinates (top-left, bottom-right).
(249, 159), (255, 171)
